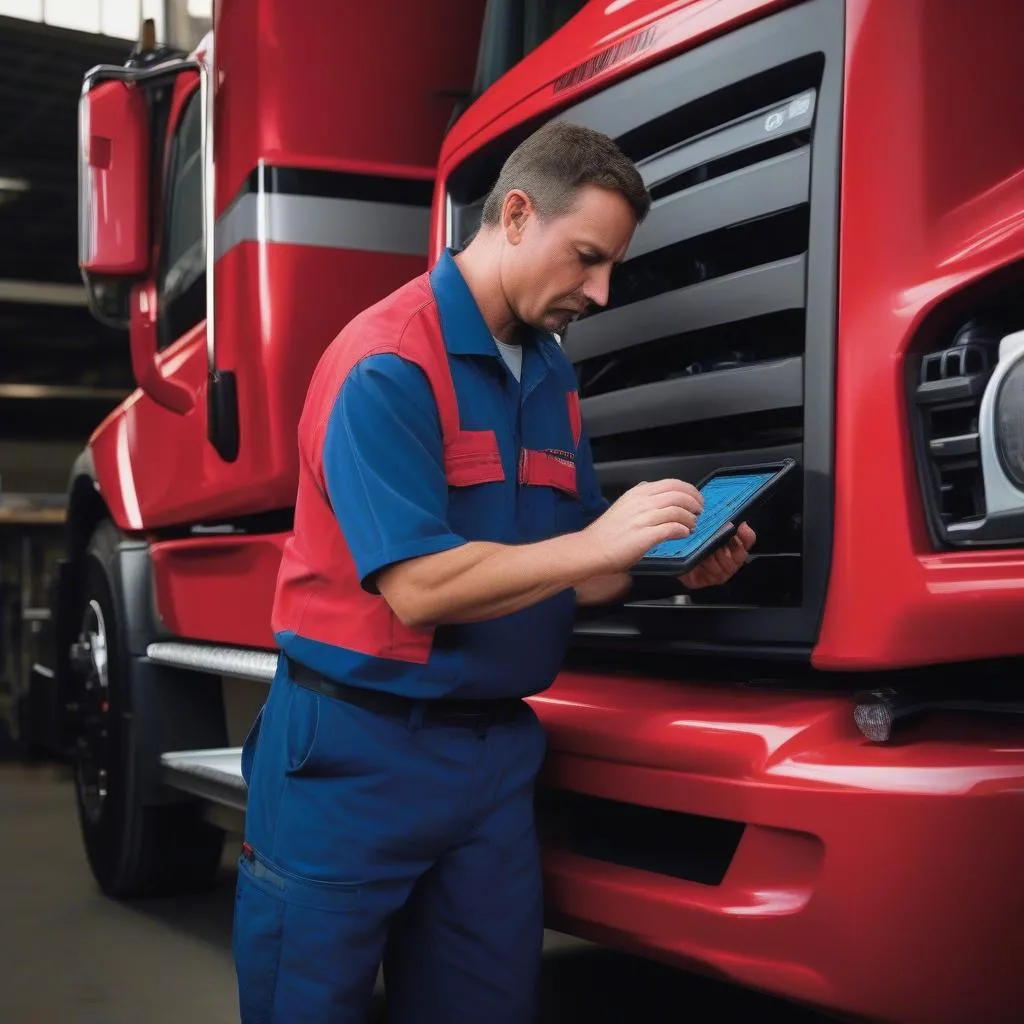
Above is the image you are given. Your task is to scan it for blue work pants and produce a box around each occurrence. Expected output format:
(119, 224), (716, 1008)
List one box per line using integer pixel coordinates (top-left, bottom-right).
(232, 661), (547, 1023)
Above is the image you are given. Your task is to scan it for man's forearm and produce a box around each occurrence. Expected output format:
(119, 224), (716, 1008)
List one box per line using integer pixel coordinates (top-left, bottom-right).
(376, 534), (600, 628)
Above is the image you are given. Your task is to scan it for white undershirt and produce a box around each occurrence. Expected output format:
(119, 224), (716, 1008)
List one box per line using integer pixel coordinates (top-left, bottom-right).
(492, 337), (523, 382)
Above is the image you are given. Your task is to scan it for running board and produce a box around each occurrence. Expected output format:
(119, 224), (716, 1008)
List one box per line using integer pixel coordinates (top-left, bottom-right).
(146, 641), (278, 682)
(161, 748), (247, 812)
(148, 643), (270, 816)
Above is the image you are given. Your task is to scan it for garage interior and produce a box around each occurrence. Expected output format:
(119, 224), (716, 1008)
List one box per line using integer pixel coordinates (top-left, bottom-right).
(0, 6), (841, 1020)
(1, 1), (1019, 1022)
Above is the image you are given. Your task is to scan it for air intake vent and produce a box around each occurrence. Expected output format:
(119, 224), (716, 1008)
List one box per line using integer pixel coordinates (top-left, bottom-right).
(445, 0), (843, 655)
(910, 270), (1024, 550)
(913, 321), (997, 526)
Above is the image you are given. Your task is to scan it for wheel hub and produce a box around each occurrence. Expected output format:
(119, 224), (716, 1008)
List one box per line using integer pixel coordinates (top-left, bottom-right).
(72, 599), (111, 825)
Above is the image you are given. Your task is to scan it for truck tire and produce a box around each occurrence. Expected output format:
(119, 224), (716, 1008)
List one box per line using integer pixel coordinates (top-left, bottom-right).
(70, 520), (224, 899)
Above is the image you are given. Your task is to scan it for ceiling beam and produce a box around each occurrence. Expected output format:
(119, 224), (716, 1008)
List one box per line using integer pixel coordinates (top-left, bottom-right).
(0, 383), (129, 401)
(0, 280), (87, 306)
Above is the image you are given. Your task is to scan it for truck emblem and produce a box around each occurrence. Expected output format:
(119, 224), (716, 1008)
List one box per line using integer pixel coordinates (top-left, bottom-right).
(788, 93), (812, 118)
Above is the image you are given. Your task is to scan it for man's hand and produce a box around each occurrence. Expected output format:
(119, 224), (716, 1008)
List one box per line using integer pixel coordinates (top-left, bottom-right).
(580, 479), (704, 575)
(375, 478), (704, 627)
(678, 522), (756, 589)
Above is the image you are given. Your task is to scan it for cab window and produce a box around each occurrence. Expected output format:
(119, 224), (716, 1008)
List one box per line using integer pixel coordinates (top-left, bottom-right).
(156, 89), (205, 350)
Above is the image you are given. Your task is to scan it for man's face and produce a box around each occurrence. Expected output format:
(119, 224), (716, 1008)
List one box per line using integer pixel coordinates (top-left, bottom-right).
(499, 184), (637, 335)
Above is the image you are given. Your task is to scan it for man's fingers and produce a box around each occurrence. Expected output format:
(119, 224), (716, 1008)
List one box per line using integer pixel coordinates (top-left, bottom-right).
(679, 524), (755, 588)
(725, 536), (748, 564)
(697, 543), (740, 586)
(644, 490), (702, 517)
(643, 505), (698, 532)
(634, 479), (703, 508)
(736, 522), (757, 549)
(717, 549), (739, 576)
(706, 553), (733, 582)
(649, 520), (690, 545)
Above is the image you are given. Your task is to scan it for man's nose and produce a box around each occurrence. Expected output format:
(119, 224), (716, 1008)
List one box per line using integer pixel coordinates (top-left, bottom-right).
(582, 267), (612, 310)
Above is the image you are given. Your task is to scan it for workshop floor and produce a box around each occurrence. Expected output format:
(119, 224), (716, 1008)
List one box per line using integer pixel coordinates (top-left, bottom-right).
(0, 763), (835, 1023)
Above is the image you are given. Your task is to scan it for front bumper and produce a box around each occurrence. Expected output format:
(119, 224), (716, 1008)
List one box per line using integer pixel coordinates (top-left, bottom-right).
(530, 670), (1024, 1023)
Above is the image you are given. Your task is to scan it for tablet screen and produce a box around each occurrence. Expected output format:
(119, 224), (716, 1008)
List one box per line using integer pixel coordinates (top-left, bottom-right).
(641, 470), (776, 560)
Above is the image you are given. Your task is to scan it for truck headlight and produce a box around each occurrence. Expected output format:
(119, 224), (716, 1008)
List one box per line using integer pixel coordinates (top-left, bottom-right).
(911, 303), (1024, 548)
(946, 328), (1024, 545)
(994, 349), (1024, 491)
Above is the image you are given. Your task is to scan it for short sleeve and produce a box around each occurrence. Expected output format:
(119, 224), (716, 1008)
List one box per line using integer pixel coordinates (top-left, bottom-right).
(575, 431), (609, 527)
(322, 353), (467, 591)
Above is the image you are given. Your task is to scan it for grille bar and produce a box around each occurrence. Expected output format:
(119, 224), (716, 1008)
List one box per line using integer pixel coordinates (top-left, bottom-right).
(580, 357), (803, 438)
(594, 443), (803, 491)
(444, 0), (844, 651)
(629, 147), (810, 260)
(563, 256), (806, 363)
(638, 89), (815, 192)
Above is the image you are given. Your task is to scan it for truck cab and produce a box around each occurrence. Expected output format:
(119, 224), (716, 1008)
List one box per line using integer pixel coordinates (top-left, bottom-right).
(37, 2), (1024, 1021)
(433, 1), (1024, 1020)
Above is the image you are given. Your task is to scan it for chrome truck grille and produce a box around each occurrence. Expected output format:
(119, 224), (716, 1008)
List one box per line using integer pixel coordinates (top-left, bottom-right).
(446, 0), (844, 657)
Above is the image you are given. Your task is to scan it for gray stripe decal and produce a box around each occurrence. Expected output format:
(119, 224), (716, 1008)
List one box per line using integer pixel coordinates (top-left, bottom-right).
(214, 192), (430, 262)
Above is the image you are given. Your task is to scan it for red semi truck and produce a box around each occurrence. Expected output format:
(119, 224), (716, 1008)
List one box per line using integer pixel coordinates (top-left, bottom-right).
(34, 1), (1024, 1021)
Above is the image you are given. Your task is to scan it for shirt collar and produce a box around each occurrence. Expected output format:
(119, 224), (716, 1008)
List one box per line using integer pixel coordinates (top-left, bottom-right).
(429, 248), (502, 357)
(429, 248), (557, 360)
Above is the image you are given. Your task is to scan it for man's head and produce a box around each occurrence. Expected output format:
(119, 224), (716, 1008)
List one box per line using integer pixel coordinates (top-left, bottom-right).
(471, 121), (649, 337)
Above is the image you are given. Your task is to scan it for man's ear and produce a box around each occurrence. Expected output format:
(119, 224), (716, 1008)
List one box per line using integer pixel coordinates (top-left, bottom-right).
(501, 189), (533, 245)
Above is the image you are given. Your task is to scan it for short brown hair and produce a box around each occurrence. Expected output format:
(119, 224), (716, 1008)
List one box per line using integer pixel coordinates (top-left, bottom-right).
(480, 120), (650, 227)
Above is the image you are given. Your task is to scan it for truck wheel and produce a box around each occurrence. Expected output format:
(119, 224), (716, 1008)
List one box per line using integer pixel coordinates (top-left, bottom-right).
(70, 520), (224, 899)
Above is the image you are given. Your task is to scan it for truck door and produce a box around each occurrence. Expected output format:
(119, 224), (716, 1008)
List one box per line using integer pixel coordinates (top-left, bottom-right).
(115, 72), (214, 526)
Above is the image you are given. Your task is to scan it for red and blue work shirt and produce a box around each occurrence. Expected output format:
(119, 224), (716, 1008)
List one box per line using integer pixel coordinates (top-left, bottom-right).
(271, 249), (608, 700)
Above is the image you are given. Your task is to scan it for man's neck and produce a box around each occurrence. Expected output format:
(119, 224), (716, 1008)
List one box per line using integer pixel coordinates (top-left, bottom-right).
(453, 234), (522, 345)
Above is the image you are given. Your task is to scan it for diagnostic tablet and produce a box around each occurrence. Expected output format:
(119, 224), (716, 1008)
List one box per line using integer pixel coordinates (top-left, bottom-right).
(630, 458), (797, 576)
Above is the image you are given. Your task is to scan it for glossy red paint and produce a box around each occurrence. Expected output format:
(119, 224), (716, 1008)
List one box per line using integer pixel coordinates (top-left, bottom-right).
(817, 0), (1024, 669)
(99, 243), (425, 532)
(149, 534), (286, 648)
(89, 394), (145, 531)
(434, 0), (1024, 670)
(431, 0), (797, 256)
(83, 0), (486, 532)
(128, 281), (196, 416)
(144, 527), (1024, 1021)
(210, 0), (485, 213)
(531, 670), (1024, 1022)
(79, 79), (150, 275)
(82, 3), (1024, 1015)
(411, 1), (1024, 1019)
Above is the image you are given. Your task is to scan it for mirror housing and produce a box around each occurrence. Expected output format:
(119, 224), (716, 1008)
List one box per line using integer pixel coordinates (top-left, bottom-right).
(78, 79), (151, 327)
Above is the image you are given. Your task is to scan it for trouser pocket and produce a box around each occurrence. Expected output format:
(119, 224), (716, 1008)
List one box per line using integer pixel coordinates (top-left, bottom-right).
(240, 705), (265, 787)
(232, 848), (379, 1024)
(233, 852), (283, 1023)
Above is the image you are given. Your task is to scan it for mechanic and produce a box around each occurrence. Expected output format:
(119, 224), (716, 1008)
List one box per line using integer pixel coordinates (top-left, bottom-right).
(232, 120), (756, 1024)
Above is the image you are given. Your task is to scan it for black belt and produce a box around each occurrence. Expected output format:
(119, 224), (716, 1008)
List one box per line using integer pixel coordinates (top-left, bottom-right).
(284, 656), (522, 727)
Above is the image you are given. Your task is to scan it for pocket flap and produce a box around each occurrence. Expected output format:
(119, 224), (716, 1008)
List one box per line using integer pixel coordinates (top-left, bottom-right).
(518, 449), (578, 498)
(444, 430), (505, 487)
(567, 390), (582, 447)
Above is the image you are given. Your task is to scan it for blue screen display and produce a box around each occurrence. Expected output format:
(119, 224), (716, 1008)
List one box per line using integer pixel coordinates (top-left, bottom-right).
(641, 471), (775, 560)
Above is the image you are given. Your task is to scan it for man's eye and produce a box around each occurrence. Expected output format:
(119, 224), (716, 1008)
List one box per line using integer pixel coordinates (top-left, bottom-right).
(578, 250), (600, 265)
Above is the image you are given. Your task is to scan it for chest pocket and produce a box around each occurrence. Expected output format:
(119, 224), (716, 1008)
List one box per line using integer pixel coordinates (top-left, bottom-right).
(443, 428), (510, 542)
(518, 389), (584, 535)
(443, 429), (504, 487)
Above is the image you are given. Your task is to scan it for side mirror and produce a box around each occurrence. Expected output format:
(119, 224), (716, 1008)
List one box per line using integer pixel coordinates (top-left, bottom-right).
(78, 79), (151, 326)
(129, 282), (194, 414)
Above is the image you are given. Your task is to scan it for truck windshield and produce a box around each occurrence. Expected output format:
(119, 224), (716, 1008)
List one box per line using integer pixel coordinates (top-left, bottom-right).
(469, 0), (588, 105)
